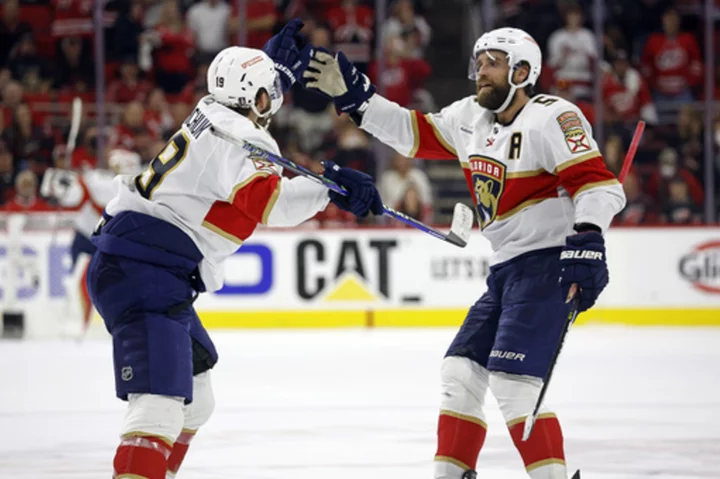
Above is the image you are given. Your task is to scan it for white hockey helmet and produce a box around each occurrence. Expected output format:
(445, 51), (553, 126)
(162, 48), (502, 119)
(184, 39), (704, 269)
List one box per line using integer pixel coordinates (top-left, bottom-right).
(108, 148), (142, 175)
(469, 27), (542, 113)
(207, 46), (283, 119)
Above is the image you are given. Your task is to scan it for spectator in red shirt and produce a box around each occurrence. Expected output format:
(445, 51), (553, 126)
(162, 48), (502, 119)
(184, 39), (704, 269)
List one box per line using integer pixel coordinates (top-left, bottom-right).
(2, 104), (54, 179)
(229, 0), (278, 49)
(51, 0), (95, 38)
(3, 170), (52, 212)
(67, 126), (99, 169)
(603, 50), (658, 127)
(0, 0), (32, 67)
(149, 0), (195, 94)
(646, 146), (704, 206)
(369, 35), (432, 108)
(327, 0), (374, 72)
(144, 88), (174, 140)
(109, 101), (153, 154)
(641, 7), (703, 102)
(107, 57), (154, 104)
(178, 63), (210, 107)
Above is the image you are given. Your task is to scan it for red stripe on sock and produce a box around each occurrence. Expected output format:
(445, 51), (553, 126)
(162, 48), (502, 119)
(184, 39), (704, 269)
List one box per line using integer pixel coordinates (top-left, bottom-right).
(435, 412), (487, 469)
(508, 415), (565, 469)
(114, 435), (172, 479)
(167, 430), (196, 475)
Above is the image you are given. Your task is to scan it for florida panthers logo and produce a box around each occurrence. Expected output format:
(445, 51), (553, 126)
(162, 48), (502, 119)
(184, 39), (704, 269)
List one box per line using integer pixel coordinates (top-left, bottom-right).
(468, 155), (506, 230)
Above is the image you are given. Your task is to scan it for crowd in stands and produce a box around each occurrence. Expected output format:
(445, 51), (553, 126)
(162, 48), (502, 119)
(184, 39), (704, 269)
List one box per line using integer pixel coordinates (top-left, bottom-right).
(0, 0), (718, 226)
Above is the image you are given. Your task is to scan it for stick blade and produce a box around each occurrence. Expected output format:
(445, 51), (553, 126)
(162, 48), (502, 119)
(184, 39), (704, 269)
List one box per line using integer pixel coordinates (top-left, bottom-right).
(521, 414), (535, 441)
(447, 203), (474, 247)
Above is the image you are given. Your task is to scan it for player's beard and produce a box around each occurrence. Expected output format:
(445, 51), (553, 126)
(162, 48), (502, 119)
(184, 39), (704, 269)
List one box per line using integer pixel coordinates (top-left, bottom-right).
(476, 81), (512, 111)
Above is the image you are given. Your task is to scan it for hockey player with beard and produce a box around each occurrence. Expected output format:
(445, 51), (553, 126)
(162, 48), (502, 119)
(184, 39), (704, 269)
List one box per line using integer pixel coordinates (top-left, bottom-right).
(303, 27), (626, 478)
(87, 22), (384, 479)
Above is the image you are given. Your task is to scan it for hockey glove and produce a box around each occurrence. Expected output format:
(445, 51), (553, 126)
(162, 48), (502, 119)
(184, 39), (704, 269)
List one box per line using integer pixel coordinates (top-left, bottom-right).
(559, 230), (609, 313)
(303, 50), (376, 114)
(323, 161), (384, 218)
(262, 18), (314, 93)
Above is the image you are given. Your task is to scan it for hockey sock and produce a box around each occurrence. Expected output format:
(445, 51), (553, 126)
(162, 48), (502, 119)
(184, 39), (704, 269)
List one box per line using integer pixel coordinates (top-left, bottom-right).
(435, 410), (488, 474)
(113, 434), (173, 479)
(166, 428), (197, 477)
(508, 413), (566, 478)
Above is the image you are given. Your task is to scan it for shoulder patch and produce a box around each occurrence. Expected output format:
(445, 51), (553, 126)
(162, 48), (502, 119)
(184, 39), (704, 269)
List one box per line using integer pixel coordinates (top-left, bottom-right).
(556, 111), (591, 153)
(250, 155), (279, 174)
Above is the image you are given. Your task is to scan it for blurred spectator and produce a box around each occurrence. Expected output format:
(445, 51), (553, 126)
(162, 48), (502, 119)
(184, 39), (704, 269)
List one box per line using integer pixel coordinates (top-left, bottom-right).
(381, 0), (431, 59)
(51, 0), (95, 38)
(553, 79), (595, 125)
(179, 63), (210, 106)
(67, 127), (99, 169)
(230, 0), (278, 49)
(369, 36), (432, 109)
(646, 147), (704, 206)
(54, 36), (95, 92)
(0, 0), (32, 67)
(112, 0), (145, 62)
(378, 152), (432, 223)
(603, 134), (624, 175)
(187, 0), (230, 63)
(0, 140), (14, 204)
(320, 114), (376, 177)
(669, 105), (704, 177)
(290, 25), (334, 152)
(327, 0), (374, 72)
(144, 89), (174, 139)
(2, 104), (54, 177)
(150, 0), (195, 95)
(547, 4), (597, 100)
(2, 170), (52, 212)
(1, 80), (24, 127)
(8, 34), (53, 93)
(615, 170), (658, 225)
(641, 6), (702, 102)
(602, 50), (658, 127)
(110, 101), (153, 154)
(661, 176), (703, 224)
(107, 57), (154, 103)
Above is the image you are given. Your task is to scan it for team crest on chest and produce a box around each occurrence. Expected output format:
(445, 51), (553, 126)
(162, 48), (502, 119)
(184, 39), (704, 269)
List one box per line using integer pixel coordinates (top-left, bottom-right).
(468, 155), (506, 230)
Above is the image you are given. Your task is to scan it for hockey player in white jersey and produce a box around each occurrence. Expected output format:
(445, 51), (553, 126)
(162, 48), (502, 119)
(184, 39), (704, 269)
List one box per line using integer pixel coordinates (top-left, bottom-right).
(304, 27), (626, 478)
(87, 42), (383, 478)
(41, 149), (141, 267)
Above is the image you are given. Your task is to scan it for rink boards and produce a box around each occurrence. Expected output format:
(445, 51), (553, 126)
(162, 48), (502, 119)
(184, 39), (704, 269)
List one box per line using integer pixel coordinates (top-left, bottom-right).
(1, 225), (719, 333)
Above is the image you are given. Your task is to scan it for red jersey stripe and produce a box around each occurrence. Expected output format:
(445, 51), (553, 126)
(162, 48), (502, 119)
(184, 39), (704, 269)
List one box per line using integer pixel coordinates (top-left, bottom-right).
(409, 111), (457, 159)
(556, 156), (618, 197)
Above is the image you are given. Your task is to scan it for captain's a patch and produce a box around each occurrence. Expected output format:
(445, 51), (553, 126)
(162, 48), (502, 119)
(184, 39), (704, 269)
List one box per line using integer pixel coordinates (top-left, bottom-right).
(557, 111), (591, 154)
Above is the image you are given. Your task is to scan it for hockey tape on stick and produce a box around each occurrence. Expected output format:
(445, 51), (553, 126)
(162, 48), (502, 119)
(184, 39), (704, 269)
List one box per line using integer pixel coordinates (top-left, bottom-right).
(522, 121), (646, 443)
(210, 125), (473, 247)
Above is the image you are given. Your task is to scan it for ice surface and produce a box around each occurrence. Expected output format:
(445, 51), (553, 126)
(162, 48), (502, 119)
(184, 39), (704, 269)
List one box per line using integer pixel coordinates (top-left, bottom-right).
(1, 327), (719, 478)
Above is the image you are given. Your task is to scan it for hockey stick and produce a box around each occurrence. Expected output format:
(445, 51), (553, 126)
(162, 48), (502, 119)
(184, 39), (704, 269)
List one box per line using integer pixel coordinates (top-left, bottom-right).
(521, 121), (646, 444)
(210, 125), (475, 247)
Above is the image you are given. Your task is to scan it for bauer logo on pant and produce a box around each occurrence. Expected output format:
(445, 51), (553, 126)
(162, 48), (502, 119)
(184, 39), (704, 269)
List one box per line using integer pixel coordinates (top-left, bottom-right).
(468, 155), (506, 230)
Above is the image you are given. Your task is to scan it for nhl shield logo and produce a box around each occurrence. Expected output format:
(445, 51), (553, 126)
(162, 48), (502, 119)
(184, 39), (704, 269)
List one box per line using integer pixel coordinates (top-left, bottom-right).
(121, 366), (133, 382)
(468, 155), (506, 230)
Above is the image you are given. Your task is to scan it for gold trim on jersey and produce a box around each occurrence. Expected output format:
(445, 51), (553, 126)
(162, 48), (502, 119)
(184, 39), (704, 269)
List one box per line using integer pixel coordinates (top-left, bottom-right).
(116, 474), (150, 479)
(439, 409), (488, 428)
(261, 180), (282, 225)
(526, 458), (567, 472)
(434, 456), (471, 470)
(496, 197), (548, 222)
(120, 431), (174, 448)
(554, 150), (600, 173)
(505, 168), (546, 179)
(227, 171), (271, 203)
(425, 113), (458, 156)
(201, 220), (244, 245)
(573, 178), (620, 198)
(409, 111), (421, 157)
(506, 412), (557, 428)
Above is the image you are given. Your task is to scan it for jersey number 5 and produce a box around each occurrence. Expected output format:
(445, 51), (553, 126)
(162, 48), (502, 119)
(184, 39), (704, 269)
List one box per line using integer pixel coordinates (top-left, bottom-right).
(135, 131), (190, 200)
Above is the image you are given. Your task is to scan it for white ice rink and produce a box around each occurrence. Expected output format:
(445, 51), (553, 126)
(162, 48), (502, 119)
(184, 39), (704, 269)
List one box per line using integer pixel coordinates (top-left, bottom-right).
(2, 327), (719, 478)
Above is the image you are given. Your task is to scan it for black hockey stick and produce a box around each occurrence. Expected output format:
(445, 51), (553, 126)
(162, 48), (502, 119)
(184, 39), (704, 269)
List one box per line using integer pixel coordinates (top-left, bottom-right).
(210, 125), (474, 247)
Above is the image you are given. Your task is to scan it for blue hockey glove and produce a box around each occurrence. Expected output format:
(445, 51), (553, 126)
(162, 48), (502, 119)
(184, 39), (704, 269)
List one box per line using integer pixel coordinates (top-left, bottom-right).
(262, 18), (314, 93)
(559, 230), (609, 313)
(303, 50), (376, 114)
(323, 161), (384, 218)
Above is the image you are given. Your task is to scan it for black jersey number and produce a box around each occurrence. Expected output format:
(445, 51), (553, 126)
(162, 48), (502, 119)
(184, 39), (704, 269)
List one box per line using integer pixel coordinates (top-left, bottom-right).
(135, 131), (190, 199)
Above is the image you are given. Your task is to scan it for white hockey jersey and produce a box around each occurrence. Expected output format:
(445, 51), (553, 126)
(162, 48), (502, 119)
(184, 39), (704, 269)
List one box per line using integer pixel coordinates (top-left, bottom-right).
(41, 168), (117, 238)
(361, 93), (626, 266)
(106, 96), (330, 291)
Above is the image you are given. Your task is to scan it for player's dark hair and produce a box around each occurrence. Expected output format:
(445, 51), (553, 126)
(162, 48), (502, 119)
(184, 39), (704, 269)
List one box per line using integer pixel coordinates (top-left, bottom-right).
(232, 89), (269, 117)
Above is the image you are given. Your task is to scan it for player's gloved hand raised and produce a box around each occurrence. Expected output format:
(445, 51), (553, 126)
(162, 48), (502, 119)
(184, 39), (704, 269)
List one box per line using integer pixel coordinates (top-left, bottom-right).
(262, 18), (314, 93)
(303, 50), (376, 114)
(559, 230), (608, 313)
(323, 161), (384, 218)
